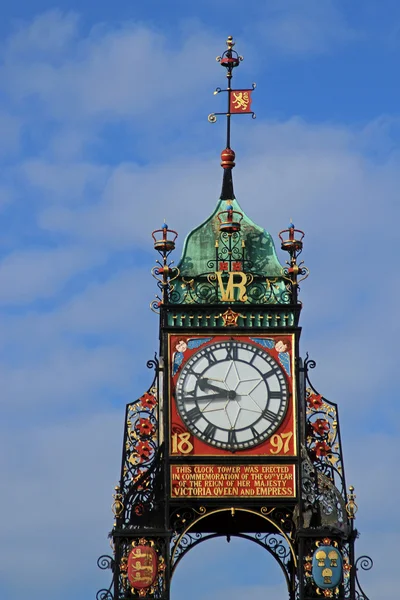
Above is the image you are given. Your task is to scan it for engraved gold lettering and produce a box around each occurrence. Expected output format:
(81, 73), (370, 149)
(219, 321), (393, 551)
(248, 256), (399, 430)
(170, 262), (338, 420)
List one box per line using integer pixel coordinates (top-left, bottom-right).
(171, 464), (296, 498)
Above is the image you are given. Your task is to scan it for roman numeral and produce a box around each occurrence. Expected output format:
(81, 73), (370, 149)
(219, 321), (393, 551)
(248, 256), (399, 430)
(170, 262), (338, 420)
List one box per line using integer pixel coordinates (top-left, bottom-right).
(186, 406), (202, 423)
(227, 429), (238, 447)
(262, 408), (278, 422)
(225, 343), (238, 361)
(249, 352), (257, 365)
(203, 423), (217, 440)
(186, 366), (201, 379)
(269, 390), (283, 399)
(250, 426), (259, 439)
(263, 366), (280, 380)
(205, 349), (218, 364)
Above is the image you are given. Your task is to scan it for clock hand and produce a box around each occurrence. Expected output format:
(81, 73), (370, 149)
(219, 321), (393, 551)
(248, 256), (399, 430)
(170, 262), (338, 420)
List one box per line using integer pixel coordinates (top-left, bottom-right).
(199, 378), (226, 394)
(199, 379), (237, 399)
(196, 392), (230, 401)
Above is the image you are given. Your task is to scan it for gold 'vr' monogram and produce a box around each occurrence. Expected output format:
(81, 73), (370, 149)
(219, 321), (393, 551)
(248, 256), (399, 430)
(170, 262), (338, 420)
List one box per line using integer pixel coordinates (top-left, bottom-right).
(215, 271), (251, 302)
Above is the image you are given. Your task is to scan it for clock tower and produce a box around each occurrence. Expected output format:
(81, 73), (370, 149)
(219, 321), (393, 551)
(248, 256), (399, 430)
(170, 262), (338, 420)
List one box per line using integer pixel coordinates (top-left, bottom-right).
(97, 37), (372, 600)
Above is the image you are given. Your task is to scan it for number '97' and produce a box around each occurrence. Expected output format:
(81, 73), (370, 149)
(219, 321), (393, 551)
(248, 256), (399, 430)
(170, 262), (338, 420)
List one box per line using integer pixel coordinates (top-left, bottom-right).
(269, 432), (293, 454)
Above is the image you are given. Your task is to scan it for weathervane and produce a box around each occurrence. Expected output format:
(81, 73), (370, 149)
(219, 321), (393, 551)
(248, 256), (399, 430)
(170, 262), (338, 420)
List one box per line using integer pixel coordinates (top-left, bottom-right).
(208, 36), (256, 149)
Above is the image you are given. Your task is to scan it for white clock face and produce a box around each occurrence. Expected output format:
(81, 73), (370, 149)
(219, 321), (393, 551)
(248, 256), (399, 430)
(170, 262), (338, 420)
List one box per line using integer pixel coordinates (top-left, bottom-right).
(175, 340), (289, 451)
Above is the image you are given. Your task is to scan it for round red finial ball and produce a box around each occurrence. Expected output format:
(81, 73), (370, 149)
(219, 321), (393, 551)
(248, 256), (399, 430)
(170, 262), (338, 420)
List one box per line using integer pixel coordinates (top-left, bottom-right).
(221, 148), (236, 169)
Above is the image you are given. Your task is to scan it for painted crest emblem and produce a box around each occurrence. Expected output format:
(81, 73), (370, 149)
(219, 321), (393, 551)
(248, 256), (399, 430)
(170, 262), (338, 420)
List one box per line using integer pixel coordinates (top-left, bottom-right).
(127, 544), (158, 589)
(311, 545), (343, 589)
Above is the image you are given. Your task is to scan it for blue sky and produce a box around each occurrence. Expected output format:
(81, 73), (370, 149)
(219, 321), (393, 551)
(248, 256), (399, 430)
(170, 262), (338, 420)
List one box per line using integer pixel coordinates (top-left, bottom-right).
(1, 1), (399, 599)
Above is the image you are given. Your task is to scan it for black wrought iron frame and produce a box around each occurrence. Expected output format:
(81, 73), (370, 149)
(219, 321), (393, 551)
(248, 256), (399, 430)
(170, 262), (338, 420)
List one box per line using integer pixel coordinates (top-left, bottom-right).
(169, 504), (297, 596)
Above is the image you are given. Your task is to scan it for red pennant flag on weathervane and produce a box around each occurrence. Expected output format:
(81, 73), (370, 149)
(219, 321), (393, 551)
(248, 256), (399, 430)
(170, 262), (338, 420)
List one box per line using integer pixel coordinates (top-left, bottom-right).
(230, 89), (253, 113)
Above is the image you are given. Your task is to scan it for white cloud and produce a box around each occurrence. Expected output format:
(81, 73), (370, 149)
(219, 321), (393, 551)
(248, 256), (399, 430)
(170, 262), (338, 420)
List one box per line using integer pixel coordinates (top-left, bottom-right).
(6, 9), (79, 56)
(2, 13), (220, 124)
(0, 246), (106, 305)
(39, 157), (221, 248)
(22, 159), (110, 204)
(0, 344), (134, 412)
(0, 269), (159, 417)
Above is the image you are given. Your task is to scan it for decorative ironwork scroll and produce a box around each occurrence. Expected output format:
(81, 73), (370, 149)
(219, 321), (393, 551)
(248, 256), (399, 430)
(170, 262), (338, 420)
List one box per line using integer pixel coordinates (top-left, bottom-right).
(354, 556), (373, 600)
(164, 226), (294, 306)
(151, 210), (308, 310)
(171, 273), (291, 305)
(114, 356), (162, 528)
(299, 357), (373, 599)
(303, 356), (348, 531)
(96, 555), (114, 600)
(170, 505), (297, 595)
(96, 358), (163, 600)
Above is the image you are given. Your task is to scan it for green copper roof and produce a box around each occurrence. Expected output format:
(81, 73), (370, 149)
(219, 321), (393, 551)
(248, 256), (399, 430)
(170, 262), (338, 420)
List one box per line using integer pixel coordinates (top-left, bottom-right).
(177, 198), (284, 279)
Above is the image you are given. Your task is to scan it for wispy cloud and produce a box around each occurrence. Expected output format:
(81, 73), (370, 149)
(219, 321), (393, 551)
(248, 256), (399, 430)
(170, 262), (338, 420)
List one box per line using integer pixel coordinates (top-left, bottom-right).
(2, 11), (219, 125)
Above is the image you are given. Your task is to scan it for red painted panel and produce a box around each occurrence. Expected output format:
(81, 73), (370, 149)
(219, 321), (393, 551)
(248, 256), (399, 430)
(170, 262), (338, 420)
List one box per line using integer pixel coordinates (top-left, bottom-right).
(169, 334), (296, 458)
(127, 545), (158, 589)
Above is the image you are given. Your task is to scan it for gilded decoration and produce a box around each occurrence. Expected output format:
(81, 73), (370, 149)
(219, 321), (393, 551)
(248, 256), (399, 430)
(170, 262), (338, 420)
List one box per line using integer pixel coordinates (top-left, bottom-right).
(97, 35), (372, 600)
(305, 365), (345, 497)
(300, 357), (350, 534)
(220, 308), (243, 326)
(115, 357), (162, 529)
(151, 203), (308, 312)
(170, 505), (297, 589)
(117, 538), (167, 599)
(150, 204), (309, 310)
(303, 539), (352, 598)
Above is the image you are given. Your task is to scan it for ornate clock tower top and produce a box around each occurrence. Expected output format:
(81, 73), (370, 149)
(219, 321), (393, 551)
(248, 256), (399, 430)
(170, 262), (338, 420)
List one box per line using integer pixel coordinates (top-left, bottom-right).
(97, 36), (372, 600)
(151, 36), (309, 327)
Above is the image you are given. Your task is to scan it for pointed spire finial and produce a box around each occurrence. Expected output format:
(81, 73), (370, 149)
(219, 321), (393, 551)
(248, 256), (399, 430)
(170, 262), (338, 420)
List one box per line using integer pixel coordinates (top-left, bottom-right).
(226, 35), (235, 51)
(208, 37), (256, 200)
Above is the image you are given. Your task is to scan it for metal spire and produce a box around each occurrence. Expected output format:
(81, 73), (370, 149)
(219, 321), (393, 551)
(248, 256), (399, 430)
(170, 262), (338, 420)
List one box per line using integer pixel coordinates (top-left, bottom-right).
(208, 36), (256, 200)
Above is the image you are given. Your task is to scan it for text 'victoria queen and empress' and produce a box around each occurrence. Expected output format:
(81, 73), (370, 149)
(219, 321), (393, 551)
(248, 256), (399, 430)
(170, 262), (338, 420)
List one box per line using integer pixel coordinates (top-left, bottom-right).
(170, 464), (296, 498)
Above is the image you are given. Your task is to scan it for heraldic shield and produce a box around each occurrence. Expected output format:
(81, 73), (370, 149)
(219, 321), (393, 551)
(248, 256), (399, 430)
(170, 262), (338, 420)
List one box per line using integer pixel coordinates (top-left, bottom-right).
(127, 544), (158, 590)
(311, 545), (343, 589)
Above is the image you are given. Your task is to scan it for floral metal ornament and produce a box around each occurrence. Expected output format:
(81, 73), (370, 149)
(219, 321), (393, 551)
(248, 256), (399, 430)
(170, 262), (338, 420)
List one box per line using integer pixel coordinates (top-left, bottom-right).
(220, 308), (243, 326)
(305, 373), (344, 493)
(115, 357), (161, 527)
(311, 418), (330, 436)
(307, 392), (323, 409)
